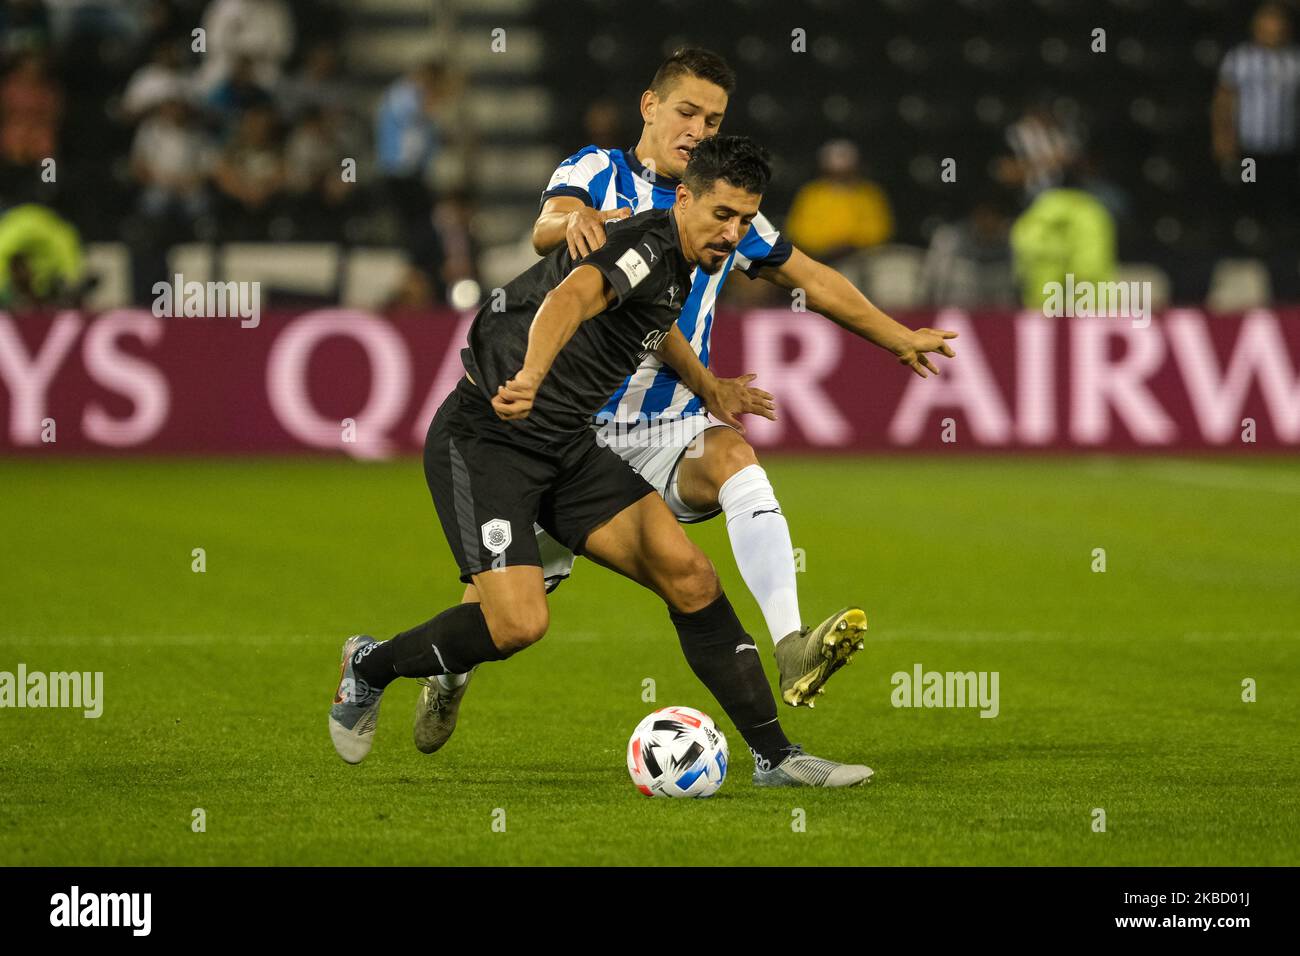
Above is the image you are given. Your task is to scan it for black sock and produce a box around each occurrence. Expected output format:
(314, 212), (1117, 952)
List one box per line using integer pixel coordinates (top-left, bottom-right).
(669, 592), (791, 767)
(353, 603), (505, 691)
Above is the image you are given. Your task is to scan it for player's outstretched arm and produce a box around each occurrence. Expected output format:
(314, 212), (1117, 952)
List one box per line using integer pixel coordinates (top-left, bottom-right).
(654, 325), (776, 433)
(759, 247), (958, 378)
(532, 196), (631, 258)
(492, 264), (617, 420)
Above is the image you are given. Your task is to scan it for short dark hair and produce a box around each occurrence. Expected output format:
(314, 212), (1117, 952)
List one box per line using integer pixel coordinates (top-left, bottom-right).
(682, 135), (771, 197)
(650, 46), (736, 97)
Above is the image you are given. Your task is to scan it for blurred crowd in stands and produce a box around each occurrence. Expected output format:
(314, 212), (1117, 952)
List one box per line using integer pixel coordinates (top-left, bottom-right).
(1, 0), (1298, 313)
(0, 0), (477, 311)
(777, 1), (1300, 310)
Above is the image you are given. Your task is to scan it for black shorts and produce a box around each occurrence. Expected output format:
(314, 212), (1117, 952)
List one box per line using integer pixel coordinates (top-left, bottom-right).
(424, 378), (655, 582)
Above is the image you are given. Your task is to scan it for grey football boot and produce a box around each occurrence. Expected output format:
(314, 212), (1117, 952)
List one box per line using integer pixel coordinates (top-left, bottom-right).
(328, 634), (386, 764)
(751, 744), (874, 788)
(413, 667), (476, 754)
(773, 606), (868, 707)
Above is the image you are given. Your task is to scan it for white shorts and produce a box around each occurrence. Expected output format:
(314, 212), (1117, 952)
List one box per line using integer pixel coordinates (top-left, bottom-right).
(538, 414), (731, 591)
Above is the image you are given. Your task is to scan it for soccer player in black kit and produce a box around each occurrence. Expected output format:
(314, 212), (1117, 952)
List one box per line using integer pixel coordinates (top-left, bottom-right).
(329, 137), (872, 787)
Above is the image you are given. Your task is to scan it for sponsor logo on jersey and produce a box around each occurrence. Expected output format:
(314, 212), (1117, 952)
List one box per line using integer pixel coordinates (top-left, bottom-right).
(640, 328), (669, 353)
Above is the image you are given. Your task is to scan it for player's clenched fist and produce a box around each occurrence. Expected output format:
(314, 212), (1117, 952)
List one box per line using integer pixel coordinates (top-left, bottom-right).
(895, 327), (958, 378)
(492, 368), (542, 420)
(565, 206), (631, 259)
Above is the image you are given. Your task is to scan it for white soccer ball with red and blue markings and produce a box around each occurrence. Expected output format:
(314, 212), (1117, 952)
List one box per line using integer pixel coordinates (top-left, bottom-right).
(626, 705), (729, 798)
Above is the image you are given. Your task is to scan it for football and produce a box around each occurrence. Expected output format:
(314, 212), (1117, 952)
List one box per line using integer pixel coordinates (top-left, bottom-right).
(626, 706), (729, 798)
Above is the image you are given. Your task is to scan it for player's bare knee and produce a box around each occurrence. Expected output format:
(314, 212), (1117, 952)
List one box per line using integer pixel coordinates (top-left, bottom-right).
(484, 604), (549, 654)
(506, 609), (549, 652)
(707, 431), (759, 489)
(662, 548), (719, 612)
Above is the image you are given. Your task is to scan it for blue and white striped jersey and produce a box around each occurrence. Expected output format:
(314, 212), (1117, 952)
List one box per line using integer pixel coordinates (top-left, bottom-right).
(1219, 43), (1300, 153)
(542, 145), (793, 426)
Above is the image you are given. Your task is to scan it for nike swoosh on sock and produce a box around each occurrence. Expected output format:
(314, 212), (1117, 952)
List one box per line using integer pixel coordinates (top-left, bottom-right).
(735, 643), (759, 654)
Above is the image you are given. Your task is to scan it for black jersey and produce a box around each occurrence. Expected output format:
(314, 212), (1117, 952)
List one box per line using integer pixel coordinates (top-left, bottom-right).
(462, 207), (693, 446)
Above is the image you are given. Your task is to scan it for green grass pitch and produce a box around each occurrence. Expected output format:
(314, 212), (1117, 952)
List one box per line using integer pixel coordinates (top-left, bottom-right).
(2, 455), (1298, 866)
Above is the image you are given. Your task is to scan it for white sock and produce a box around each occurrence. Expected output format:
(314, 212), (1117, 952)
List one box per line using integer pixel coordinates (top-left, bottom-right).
(717, 464), (801, 644)
(437, 671), (469, 690)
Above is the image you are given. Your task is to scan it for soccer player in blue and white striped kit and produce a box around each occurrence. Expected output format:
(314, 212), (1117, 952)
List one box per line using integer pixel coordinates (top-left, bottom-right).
(414, 47), (956, 754)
